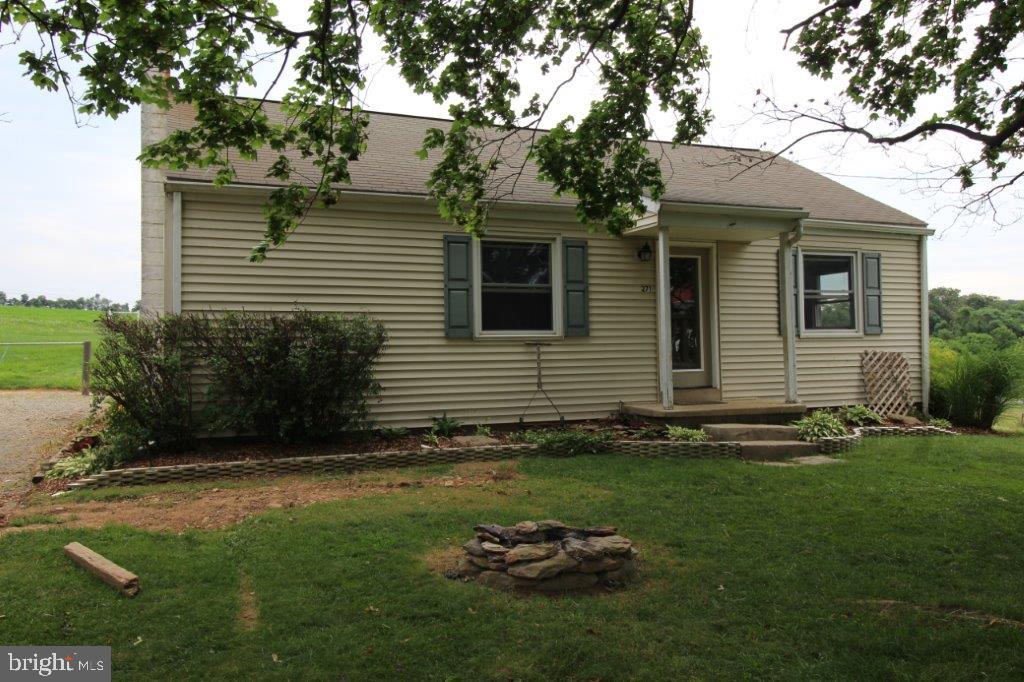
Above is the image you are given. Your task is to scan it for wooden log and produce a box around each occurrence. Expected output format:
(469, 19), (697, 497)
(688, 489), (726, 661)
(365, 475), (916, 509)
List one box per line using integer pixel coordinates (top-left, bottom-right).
(63, 542), (140, 597)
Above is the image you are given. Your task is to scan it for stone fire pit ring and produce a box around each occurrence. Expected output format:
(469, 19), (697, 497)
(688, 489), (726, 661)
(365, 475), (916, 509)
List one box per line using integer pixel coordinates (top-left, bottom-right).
(449, 520), (639, 593)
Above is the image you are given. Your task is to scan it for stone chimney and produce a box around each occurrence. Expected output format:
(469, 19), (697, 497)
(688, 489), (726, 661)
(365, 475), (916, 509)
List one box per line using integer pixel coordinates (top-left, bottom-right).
(139, 100), (169, 317)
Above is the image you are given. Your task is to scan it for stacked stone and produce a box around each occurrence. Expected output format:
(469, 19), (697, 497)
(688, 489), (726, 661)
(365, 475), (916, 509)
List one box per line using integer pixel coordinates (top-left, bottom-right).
(453, 520), (639, 593)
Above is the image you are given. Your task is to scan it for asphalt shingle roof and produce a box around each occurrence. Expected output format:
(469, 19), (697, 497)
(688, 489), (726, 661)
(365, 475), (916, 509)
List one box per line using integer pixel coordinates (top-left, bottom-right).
(164, 101), (926, 227)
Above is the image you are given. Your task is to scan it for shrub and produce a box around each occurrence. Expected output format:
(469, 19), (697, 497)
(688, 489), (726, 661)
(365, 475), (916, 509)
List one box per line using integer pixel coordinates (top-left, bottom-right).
(928, 417), (953, 430)
(837, 404), (883, 426)
(428, 413), (462, 439)
(520, 428), (612, 456)
(198, 310), (388, 443)
(665, 426), (708, 442)
(91, 314), (205, 462)
(474, 424), (493, 437)
(629, 426), (664, 440)
(793, 410), (847, 442)
(374, 426), (409, 441)
(930, 345), (1024, 428)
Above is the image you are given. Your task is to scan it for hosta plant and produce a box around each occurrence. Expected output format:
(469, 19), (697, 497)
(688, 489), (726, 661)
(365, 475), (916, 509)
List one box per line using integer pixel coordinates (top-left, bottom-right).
(665, 426), (709, 442)
(838, 404), (884, 427)
(793, 410), (848, 442)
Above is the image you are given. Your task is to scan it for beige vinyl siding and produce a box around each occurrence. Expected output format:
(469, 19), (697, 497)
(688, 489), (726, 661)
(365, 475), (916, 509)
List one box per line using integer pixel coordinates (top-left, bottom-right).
(795, 230), (923, 407)
(717, 240), (787, 401)
(179, 190), (658, 426)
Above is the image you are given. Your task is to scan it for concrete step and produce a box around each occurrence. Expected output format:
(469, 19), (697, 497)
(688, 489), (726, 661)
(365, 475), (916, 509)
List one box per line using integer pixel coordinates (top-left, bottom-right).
(703, 423), (800, 442)
(738, 440), (819, 461)
(621, 400), (806, 427)
(673, 387), (723, 405)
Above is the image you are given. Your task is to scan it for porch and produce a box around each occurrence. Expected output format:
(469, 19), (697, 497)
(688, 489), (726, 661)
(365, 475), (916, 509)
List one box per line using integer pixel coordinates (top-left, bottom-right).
(626, 200), (807, 411)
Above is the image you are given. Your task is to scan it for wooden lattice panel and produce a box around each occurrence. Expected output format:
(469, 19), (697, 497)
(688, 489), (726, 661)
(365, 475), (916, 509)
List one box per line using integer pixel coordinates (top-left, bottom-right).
(860, 350), (912, 418)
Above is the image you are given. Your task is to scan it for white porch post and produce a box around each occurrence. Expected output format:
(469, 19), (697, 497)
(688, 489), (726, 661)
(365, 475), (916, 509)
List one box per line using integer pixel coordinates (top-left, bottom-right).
(656, 225), (674, 409)
(779, 231), (799, 403)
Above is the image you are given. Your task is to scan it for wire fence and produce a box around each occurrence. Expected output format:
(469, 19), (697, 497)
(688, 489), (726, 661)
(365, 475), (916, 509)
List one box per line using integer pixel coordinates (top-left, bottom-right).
(0, 340), (92, 394)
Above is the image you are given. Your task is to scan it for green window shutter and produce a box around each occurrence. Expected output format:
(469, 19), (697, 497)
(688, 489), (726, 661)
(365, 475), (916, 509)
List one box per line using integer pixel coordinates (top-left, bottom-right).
(443, 234), (473, 338)
(793, 247), (802, 338)
(862, 251), (883, 335)
(563, 238), (589, 337)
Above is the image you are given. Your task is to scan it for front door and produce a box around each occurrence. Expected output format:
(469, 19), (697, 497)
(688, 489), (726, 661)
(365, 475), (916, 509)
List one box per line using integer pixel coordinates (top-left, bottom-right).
(670, 250), (712, 388)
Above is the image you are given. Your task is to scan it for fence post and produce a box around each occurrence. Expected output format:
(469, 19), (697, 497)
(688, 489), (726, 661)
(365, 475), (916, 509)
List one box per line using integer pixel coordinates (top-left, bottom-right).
(82, 341), (92, 396)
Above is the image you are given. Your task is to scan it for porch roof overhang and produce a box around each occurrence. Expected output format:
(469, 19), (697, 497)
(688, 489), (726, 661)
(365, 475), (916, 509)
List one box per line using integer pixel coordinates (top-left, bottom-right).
(625, 200), (808, 242)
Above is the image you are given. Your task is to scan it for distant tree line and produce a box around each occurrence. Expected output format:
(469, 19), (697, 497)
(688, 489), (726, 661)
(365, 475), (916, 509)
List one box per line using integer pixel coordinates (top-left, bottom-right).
(930, 288), (1024, 352)
(0, 291), (139, 312)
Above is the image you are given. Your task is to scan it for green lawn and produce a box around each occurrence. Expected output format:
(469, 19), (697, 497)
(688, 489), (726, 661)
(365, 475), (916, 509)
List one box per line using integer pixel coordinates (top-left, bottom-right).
(3, 437), (1024, 679)
(0, 306), (104, 389)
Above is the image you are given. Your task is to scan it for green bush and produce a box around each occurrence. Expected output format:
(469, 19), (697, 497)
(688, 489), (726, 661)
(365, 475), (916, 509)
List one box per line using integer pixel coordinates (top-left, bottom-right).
(930, 344), (1024, 428)
(928, 417), (953, 430)
(92, 313), (205, 463)
(793, 410), (847, 442)
(428, 413), (462, 438)
(520, 428), (612, 456)
(374, 426), (409, 441)
(198, 310), (388, 443)
(629, 426), (665, 440)
(837, 404), (884, 426)
(665, 426), (708, 442)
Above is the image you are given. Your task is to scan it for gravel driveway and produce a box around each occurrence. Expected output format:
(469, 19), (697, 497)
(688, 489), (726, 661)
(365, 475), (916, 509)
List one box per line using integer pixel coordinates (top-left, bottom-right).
(0, 390), (92, 495)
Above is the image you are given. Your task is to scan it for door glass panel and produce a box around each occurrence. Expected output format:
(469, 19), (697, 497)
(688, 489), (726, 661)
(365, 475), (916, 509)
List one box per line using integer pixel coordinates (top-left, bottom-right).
(670, 257), (701, 370)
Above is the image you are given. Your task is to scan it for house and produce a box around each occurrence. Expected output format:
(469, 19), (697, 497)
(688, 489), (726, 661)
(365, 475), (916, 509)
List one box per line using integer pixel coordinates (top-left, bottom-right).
(140, 102), (933, 426)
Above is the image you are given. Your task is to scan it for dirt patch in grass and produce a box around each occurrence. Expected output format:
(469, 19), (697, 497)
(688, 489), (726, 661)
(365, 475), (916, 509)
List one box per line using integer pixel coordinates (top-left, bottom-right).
(859, 599), (1024, 630)
(423, 545), (465, 577)
(237, 573), (259, 631)
(5, 460), (523, 534)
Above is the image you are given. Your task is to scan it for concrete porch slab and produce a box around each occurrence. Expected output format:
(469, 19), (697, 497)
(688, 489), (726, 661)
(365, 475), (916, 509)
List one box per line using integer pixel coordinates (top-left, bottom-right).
(620, 399), (807, 426)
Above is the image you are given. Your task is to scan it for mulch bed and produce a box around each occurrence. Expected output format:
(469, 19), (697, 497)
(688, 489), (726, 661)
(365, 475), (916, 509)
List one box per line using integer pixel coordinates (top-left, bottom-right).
(43, 413), (1001, 484)
(116, 419), (652, 469)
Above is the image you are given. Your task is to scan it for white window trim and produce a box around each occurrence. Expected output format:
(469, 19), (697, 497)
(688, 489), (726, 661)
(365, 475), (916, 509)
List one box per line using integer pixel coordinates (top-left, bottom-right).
(798, 249), (864, 338)
(472, 235), (563, 339)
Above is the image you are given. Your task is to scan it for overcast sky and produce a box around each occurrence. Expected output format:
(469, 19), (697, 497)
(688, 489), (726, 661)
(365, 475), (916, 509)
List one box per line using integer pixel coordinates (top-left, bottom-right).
(0, 0), (1021, 304)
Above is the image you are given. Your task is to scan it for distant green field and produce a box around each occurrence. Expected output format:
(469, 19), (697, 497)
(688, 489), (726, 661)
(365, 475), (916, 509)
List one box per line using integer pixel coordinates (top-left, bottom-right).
(0, 307), (104, 389)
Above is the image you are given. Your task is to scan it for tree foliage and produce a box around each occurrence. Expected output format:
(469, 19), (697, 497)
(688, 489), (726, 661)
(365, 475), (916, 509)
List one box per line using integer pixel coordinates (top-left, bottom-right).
(929, 287), (1024, 350)
(768, 0), (1024, 216)
(5, 1), (1022, 247)
(1, 0), (709, 258)
(0, 291), (137, 311)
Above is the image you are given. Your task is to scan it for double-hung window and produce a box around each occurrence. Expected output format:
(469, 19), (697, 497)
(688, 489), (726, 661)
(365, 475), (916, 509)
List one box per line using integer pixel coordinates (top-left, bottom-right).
(480, 240), (554, 333)
(802, 253), (856, 331)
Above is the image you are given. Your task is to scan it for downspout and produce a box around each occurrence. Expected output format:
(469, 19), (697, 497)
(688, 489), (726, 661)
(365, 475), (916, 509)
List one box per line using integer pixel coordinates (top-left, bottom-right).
(920, 234), (930, 415)
(781, 219), (804, 403)
(788, 219), (805, 246)
(170, 191), (183, 314)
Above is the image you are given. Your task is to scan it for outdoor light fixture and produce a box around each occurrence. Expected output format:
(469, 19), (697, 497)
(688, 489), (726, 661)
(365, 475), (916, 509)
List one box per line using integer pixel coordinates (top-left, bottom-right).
(636, 242), (653, 262)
